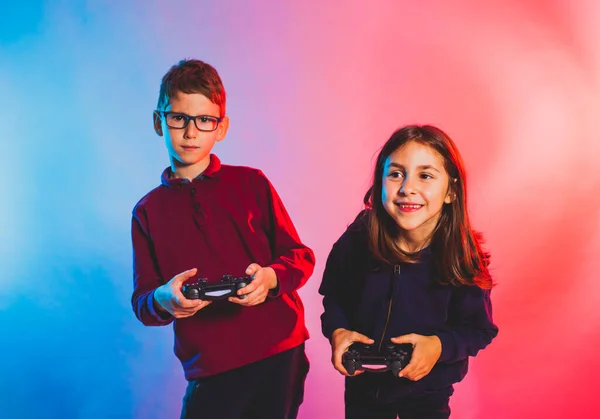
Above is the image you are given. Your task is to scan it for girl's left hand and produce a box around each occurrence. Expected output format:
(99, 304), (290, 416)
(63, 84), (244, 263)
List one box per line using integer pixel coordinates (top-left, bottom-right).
(390, 334), (442, 381)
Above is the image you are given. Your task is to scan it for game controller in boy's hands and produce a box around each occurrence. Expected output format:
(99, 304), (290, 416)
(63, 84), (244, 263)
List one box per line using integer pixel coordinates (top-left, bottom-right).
(182, 275), (253, 301)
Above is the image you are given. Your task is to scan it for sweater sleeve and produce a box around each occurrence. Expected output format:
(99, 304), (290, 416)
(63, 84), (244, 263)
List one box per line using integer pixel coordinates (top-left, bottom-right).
(131, 208), (174, 326)
(436, 286), (498, 363)
(256, 171), (315, 297)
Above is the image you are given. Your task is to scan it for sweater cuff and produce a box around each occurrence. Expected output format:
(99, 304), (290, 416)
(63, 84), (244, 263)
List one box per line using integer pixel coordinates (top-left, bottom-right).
(148, 290), (174, 324)
(267, 263), (288, 298)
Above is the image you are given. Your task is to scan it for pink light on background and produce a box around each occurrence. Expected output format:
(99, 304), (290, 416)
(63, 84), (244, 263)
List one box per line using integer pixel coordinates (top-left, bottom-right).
(263, 1), (600, 417)
(1, 0), (600, 418)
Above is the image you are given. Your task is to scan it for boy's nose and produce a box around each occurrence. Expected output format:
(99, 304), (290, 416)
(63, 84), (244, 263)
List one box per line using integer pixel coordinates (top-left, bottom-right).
(184, 121), (199, 138)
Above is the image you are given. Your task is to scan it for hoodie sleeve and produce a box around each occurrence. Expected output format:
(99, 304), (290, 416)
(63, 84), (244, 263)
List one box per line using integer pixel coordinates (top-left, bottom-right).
(436, 286), (498, 363)
(318, 239), (354, 339)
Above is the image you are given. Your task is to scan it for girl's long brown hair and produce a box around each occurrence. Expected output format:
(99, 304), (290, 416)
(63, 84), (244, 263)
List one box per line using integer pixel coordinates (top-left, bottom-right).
(363, 125), (494, 289)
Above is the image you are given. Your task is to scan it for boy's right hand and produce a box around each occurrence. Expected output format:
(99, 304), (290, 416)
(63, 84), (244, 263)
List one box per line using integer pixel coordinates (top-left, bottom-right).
(330, 328), (374, 376)
(153, 268), (211, 318)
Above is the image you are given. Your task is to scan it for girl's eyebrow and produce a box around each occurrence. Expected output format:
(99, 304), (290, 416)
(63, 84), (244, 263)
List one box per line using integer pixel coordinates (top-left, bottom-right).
(389, 162), (441, 173)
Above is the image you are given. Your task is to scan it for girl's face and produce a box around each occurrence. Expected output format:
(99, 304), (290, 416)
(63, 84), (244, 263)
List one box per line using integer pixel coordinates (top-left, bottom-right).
(381, 141), (453, 248)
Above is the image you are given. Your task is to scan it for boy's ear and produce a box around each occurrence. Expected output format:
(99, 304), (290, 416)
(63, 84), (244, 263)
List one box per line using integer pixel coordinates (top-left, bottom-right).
(215, 116), (230, 142)
(153, 111), (163, 136)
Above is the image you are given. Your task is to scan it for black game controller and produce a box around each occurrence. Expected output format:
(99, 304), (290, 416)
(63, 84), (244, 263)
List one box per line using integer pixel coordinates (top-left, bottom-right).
(182, 275), (253, 301)
(342, 342), (413, 376)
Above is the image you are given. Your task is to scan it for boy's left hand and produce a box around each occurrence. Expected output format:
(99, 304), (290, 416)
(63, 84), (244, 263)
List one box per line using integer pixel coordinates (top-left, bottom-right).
(228, 263), (278, 306)
(391, 334), (442, 381)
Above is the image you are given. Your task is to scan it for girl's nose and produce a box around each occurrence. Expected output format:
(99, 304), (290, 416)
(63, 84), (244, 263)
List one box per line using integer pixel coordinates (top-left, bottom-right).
(400, 175), (417, 195)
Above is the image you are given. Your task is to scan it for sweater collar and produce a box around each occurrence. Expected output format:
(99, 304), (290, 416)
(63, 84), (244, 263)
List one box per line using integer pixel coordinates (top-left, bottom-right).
(161, 154), (221, 188)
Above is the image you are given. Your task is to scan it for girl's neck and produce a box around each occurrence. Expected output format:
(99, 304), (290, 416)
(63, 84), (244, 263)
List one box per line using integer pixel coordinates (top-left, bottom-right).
(396, 234), (430, 254)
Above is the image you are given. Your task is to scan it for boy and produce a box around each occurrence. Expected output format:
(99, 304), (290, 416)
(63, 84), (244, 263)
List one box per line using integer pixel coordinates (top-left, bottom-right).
(131, 59), (315, 419)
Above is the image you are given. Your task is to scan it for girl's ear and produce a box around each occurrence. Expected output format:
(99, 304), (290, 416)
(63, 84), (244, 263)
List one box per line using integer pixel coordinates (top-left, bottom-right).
(445, 178), (457, 204)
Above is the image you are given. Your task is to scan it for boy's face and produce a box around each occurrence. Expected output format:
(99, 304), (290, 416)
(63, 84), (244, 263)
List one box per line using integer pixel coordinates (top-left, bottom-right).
(154, 92), (229, 175)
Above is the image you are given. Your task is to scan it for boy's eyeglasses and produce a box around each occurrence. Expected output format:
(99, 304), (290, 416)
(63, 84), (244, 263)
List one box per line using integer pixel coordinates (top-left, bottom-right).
(155, 111), (222, 132)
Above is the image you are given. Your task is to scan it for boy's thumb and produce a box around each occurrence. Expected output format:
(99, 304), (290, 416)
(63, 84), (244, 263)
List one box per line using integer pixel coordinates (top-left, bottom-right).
(245, 263), (261, 275)
(175, 268), (197, 283)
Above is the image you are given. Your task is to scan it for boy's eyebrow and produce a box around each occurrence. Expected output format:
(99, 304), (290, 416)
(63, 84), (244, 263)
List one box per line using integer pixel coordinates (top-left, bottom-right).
(388, 162), (441, 173)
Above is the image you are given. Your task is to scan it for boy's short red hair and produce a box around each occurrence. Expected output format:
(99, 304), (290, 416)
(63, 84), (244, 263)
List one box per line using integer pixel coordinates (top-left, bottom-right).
(157, 59), (226, 116)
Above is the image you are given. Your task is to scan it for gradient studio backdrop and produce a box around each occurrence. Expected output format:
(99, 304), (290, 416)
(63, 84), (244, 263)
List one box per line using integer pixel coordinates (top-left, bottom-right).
(1, 0), (600, 418)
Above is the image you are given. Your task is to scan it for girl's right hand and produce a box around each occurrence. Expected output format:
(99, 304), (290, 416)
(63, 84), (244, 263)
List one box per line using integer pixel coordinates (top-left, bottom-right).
(330, 328), (375, 376)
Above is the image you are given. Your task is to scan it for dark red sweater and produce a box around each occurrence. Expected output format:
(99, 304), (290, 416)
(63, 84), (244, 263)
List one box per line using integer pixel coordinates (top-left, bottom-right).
(131, 155), (315, 379)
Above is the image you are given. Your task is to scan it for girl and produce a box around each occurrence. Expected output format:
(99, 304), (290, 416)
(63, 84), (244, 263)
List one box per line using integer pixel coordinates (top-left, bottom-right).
(319, 125), (498, 419)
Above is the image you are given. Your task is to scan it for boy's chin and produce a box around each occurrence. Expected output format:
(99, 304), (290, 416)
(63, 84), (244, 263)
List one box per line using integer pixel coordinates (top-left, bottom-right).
(174, 155), (210, 166)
